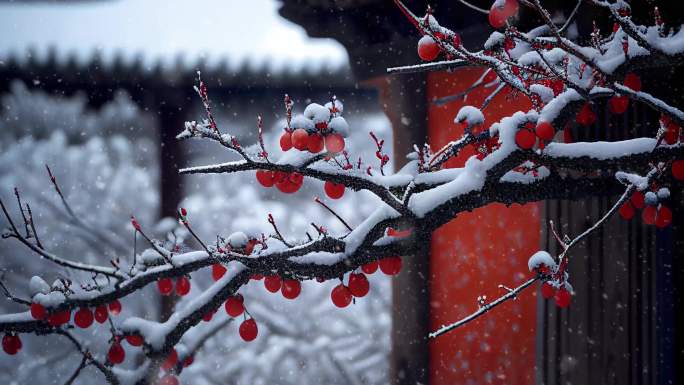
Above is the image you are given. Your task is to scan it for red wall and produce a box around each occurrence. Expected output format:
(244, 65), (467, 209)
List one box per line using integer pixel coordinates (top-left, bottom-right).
(427, 68), (539, 385)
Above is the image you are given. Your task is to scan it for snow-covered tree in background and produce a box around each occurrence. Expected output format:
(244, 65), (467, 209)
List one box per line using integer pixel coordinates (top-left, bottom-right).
(1, 1), (684, 384)
(0, 81), (392, 384)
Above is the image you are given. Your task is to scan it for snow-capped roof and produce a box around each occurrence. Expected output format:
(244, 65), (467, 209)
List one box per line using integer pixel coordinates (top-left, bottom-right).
(0, 0), (349, 73)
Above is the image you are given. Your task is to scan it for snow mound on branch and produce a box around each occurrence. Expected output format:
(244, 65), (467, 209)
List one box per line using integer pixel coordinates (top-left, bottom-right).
(455, 106), (484, 126)
(29, 276), (50, 296)
(530, 85), (554, 104)
(227, 231), (249, 248)
(329, 116), (350, 137)
(303, 103), (330, 124)
(528, 251), (557, 272)
(544, 138), (656, 160)
(290, 115), (314, 131)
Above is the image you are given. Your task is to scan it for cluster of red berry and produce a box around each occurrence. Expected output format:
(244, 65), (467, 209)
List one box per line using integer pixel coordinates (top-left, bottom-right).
(28, 299), (122, 328)
(108, 340), (190, 385)
(157, 276), (192, 297)
(540, 282), (572, 308)
(619, 189), (673, 228)
(515, 120), (556, 150)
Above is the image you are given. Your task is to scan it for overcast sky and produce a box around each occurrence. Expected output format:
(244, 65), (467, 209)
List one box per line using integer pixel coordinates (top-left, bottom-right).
(0, 0), (348, 70)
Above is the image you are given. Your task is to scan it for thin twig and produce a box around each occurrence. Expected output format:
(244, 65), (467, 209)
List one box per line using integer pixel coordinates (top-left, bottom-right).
(314, 197), (353, 232)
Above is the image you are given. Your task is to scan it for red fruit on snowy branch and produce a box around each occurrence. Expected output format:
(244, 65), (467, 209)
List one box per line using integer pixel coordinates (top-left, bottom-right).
(2, 334), (22, 355)
(157, 278), (173, 296)
(256, 170), (275, 188)
(623, 73), (642, 91)
(307, 133), (324, 153)
(642, 205), (657, 225)
(631, 191), (645, 209)
(74, 308), (94, 329)
(655, 205), (672, 228)
(348, 273), (370, 298)
(609, 96), (629, 114)
(279, 131), (293, 151)
(515, 129), (536, 149)
(175, 276), (191, 296)
(291, 128), (309, 151)
(331, 284), (353, 308)
(264, 275), (282, 293)
(324, 133), (345, 153)
(225, 295), (244, 317)
(576, 103), (596, 126)
(212, 263), (227, 281)
(30, 303), (46, 320)
(109, 300), (122, 315)
(281, 279), (302, 299)
(47, 309), (71, 327)
(379, 256), (402, 275)
(417, 35), (440, 61)
(324, 181), (345, 199)
(107, 341), (125, 365)
(125, 334), (144, 347)
(94, 305), (108, 324)
(239, 319), (258, 342)
(554, 288), (571, 308)
(361, 261), (379, 274)
(275, 172), (303, 194)
(161, 349), (178, 371)
(535, 121), (555, 141)
(618, 202), (635, 220)
(541, 282), (555, 299)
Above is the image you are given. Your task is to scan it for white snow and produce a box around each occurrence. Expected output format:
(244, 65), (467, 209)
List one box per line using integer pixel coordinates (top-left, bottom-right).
(328, 117), (350, 137)
(544, 138), (657, 160)
(303, 103), (330, 124)
(455, 106), (485, 126)
(527, 251), (557, 272)
(29, 276), (50, 296)
(227, 232), (249, 248)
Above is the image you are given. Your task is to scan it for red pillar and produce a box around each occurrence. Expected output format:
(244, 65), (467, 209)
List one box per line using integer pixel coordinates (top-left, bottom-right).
(427, 68), (539, 385)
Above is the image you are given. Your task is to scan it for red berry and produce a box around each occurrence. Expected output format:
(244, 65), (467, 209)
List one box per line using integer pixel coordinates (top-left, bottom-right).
(515, 129), (536, 149)
(541, 282), (555, 299)
(324, 181), (345, 199)
(330, 284), (353, 308)
(452, 33), (461, 47)
(157, 278), (173, 296)
(256, 170), (275, 188)
(275, 172), (303, 194)
(175, 276), (191, 296)
(161, 349), (178, 371)
(251, 274), (264, 281)
(2, 334), (21, 355)
(665, 123), (680, 144)
(488, 6), (508, 29)
(550, 79), (565, 95)
(156, 375), (179, 385)
(108, 342), (125, 364)
(618, 202), (634, 220)
(264, 275), (282, 293)
(183, 355), (194, 367)
(30, 303), (46, 320)
(212, 264), (227, 281)
(125, 334), (144, 347)
(642, 205), (657, 225)
(672, 160), (684, 180)
(631, 191), (645, 209)
(225, 295), (244, 317)
(655, 205), (673, 228)
(554, 288), (571, 308)
(291, 129), (309, 151)
(74, 308), (94, 329)
(94, 305), (108, 324)
(417, 35), (440, 61)
(239, 319), (258, 342)
(324, 133), (345, 153)
(48, 309), (71, 326)
(576, 103), (596, 126)
(279, 131), (293, 151)
(535, 121), (555, 141)
(202, 309), (215, 322)
(379, 256), (402, 275)
(623, 72), (642, 92)
(281, 279), (302, 300)
(307, 133), (324, 153)
(108, 300), (122, 316)
(502, 0), (519, 17)
(361, 261), (379, 274)
(348, 273), (370, 298)
(609, 96), (629, 114)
